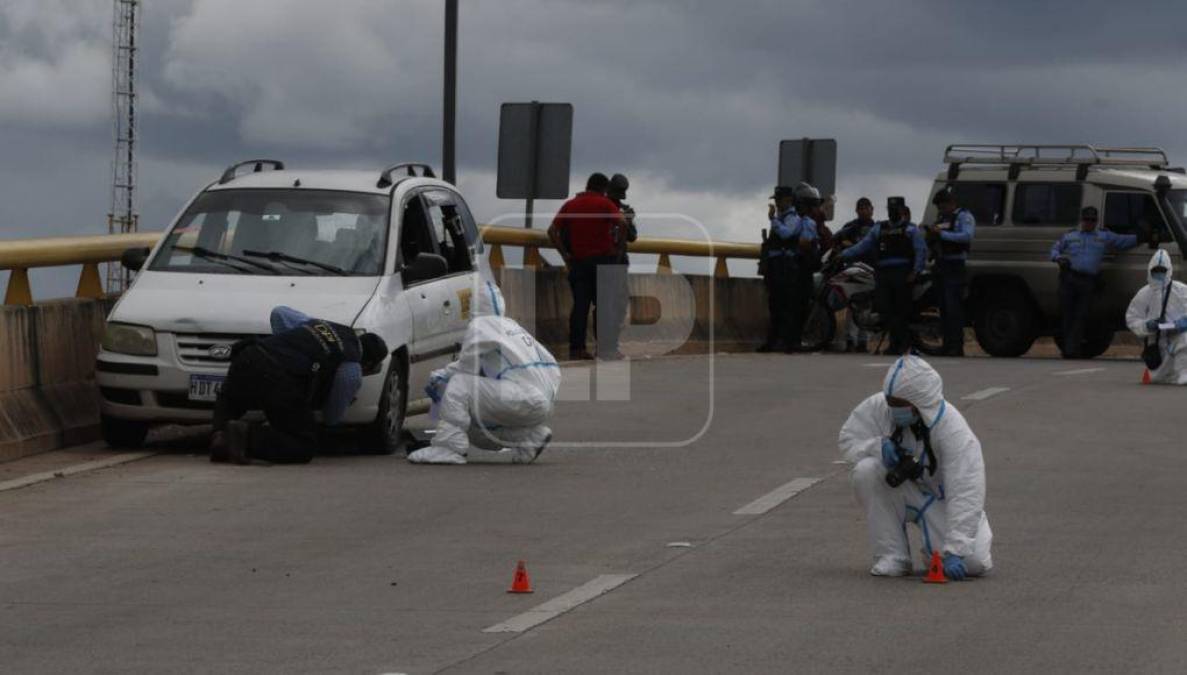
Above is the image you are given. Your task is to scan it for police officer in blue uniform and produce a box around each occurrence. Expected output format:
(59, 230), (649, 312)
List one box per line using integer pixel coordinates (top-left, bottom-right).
(1050, 206), (1139, 358)
(210, 306), (389, 464)
(924, 188), (975, 356)
(842, 196), (927, 355)
(758, 186), (817, 352)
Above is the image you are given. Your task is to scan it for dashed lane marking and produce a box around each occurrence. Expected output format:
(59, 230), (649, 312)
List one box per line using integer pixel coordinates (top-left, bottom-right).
(1053, 367), (1106, 376)
(482, 574), (638, 633)
(733, 477), (824, 515)
(961, 386), (1011, 401)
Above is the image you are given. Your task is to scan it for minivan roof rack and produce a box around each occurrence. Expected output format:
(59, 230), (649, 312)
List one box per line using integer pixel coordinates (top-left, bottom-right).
(944, 144), (1169, 180)
(218, 159), (285, 185)
(377, 163), (436, 188)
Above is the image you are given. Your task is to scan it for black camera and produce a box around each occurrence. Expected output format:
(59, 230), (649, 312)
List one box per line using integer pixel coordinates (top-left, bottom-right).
(884, 444), (924, 488)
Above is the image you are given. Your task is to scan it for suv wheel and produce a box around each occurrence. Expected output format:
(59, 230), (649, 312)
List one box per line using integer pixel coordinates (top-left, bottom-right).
(973, 290), (1039, 357)
(363, 356), (408, 454)
(100, 414), (149, 449)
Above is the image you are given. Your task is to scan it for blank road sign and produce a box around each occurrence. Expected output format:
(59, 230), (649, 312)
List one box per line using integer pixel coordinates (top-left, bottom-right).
(497, 102), (573, 200)
(778, 138), (837, 197)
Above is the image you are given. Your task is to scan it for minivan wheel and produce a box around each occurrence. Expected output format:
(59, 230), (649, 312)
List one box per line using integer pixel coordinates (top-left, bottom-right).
(363, 357), (408, 455)
(973, 291), (1039, 357)
(100, 414), (149, 449)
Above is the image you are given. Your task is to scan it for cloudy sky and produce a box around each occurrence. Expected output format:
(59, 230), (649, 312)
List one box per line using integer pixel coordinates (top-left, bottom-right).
(3, 0), (1186, 296)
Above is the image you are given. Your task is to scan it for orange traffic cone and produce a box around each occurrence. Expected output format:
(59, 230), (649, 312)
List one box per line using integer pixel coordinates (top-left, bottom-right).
(1142, 369), (1152, 385)
(508, 560), (533, 593)
(923, 550), (948, 584)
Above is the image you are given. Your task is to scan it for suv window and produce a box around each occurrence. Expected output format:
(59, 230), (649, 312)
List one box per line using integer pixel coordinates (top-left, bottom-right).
(151, 189), (389, 276)
(953, 183), (1006, 226)
(424, 190), (474, 274)
(1011, 183), (1082, 227)
(398, 192), (441, 272)
(1104, 192), (1168, 237)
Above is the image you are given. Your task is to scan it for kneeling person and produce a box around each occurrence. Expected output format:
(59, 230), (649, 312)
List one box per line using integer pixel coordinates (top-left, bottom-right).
(838, 355), (993, 578)
(410, 281), (561, 465)
(210, 306), (389, 464)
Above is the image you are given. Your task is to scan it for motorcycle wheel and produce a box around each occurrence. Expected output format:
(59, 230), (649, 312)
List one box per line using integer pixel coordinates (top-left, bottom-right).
(800, 303), (837, 352)
(909, 306), (945, 356)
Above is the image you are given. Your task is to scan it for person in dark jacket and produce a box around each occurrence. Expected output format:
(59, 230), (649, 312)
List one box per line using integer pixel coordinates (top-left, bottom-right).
(209, 306), (388, 464)
(836, 197), (877, 352)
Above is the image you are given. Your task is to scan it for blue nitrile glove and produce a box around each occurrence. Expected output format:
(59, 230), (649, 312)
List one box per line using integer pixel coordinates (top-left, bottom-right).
(943, 553), (967, 581)
(1146, 318), (1161, 332)
(881, 438), (900, 469)
(1175, 317), (1187, 332)
(424, 383), (440, 404)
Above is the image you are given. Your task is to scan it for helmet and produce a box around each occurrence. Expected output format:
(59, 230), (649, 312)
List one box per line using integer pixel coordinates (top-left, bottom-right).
(609, 173), (630, 192)
(931, 186), (956, 206)
(794, 182), (821, 201)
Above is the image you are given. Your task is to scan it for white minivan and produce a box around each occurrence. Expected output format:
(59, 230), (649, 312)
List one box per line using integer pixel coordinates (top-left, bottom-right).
(96, 160), (483, 452)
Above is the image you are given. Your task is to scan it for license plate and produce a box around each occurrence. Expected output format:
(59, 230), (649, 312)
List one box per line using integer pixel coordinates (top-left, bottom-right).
(188, 374), (225, 402)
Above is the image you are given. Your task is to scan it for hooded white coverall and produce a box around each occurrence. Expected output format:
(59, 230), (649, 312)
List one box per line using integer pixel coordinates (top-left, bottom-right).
(1126, 249), (1187, 385)
(838, 356), (993, 576)
(408, 280), (561, 464)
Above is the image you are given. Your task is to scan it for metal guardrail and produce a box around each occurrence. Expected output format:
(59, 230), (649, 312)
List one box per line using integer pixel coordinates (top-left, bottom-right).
(0, 226), (760, 306)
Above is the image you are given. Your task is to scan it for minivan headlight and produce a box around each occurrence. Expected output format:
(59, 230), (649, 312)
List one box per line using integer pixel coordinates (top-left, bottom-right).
(102, 323), (158, 356)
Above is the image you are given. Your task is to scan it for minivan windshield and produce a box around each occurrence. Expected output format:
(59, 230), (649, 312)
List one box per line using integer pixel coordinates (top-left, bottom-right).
(150, 189), (390, 276)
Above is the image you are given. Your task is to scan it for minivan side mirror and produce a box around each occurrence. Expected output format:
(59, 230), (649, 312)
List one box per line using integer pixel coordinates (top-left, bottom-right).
(401, 252), (449, 285)
(120, 247), (150, 271)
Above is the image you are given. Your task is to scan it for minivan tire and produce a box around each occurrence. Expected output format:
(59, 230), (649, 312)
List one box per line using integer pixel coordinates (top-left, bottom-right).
(363, 357), (408, 455)
(973, 290), (1039, 357)
(100, 414), (149, 449)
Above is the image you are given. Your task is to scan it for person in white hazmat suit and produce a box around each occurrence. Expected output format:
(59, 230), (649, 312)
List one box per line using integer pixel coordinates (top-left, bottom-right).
(408, 280), (561, 465)
(1126, 249), (1187, 385)
(838, 355), (993, 579)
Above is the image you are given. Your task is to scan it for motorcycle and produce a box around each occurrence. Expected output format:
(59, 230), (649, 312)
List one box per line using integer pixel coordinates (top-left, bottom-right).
(799, 250), (945, 355)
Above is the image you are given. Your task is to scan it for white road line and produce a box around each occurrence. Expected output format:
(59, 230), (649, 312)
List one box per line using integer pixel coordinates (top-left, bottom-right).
(961, 386), (1010, 401)
(0, 452), (155, 493)
(863, 362), (894, 368)
(733, 477), (823, 515)
(483, 574), (637, 634)
(1054, 367), (1106, 376)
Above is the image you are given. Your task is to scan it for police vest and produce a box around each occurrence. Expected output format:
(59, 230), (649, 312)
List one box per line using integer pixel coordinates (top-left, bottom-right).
(878, 221), (915, 262)
(260, 319), (361, 406)
(937, 208), (971, 256)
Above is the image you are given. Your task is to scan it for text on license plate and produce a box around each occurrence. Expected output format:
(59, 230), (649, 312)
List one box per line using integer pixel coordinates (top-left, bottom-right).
(188, 375), (225, 402)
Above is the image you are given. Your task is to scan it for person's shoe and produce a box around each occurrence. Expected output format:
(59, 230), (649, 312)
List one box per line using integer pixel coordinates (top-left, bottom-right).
(407, 446), (467, 464)
(512, 431), (552, 465)
(844, 340), (855, 353)
(755, 342), (777, 353)
(869, 557), (912, 577)
(569, 348), (596, 361)
(209, 431), (229, 463)
(226, 421), (250, 466)
(854, 341), (869, 354)
(944, 346), (965, 357)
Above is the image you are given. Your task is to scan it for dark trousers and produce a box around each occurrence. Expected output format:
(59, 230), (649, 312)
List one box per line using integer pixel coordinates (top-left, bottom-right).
(763, 259), (810, 349)
(568, 255), (620, 353)
(876, 266), (913, 355)
(1058, 271), (1099, 358)
(212, 345), (316, 463)
(936, 258), (967, 353)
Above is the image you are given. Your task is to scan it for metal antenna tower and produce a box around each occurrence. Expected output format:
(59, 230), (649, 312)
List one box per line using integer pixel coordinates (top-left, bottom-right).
(107, 0), (140, 293)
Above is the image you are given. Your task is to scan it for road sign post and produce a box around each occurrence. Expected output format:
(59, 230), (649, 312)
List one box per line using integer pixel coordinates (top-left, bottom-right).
(779, 138), (837, 220)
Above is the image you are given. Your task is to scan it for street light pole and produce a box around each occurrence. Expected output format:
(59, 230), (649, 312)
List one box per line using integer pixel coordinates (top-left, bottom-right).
(443, 0), (458, 184)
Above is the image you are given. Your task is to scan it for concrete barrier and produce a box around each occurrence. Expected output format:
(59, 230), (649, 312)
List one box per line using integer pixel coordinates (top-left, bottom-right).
(0, 299), (107, 462)
(494, 268), (767, 354)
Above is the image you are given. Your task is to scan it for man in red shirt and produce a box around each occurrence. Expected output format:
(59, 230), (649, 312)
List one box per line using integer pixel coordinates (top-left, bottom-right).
(548, 173), (624, 360)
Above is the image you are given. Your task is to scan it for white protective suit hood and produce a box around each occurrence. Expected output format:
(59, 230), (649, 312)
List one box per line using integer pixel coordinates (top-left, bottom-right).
(475, 279), (506, 318)
(882, 355), (946, 428)
(1147, 248), (1174, 290)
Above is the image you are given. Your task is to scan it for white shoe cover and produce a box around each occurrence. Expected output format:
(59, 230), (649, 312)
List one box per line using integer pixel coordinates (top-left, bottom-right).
(869, 557), (912, 577)
(407, 446), (467, 465)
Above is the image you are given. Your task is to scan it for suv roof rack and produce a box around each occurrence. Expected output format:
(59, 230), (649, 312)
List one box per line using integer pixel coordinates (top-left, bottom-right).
(944, 144), (1169, 181)
(218, 159), (285, 185)
(377, 163), (436, 188)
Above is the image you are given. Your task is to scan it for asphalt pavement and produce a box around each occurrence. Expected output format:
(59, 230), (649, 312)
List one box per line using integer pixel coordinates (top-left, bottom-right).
(2, 353), (1184, 674)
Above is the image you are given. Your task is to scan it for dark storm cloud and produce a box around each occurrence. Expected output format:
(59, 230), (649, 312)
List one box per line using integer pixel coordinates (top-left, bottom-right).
(4, 0), (1187, 246)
